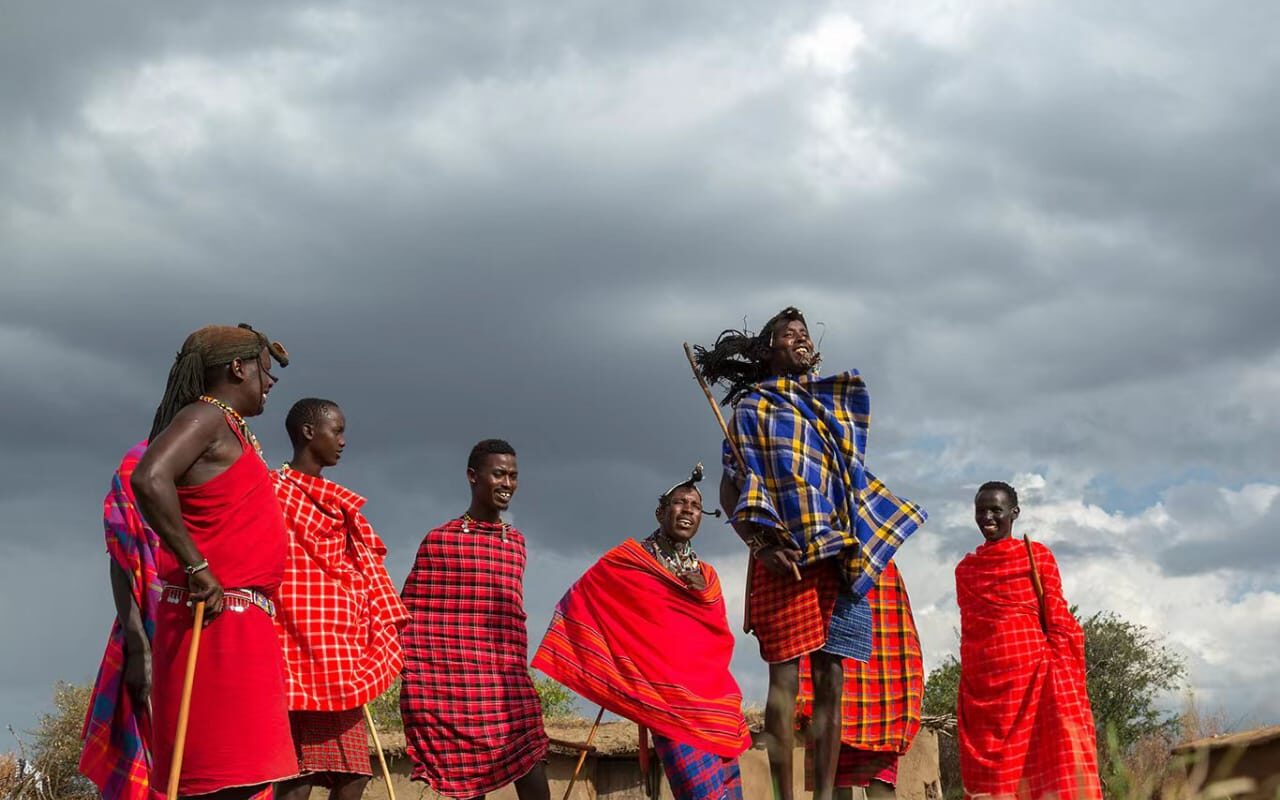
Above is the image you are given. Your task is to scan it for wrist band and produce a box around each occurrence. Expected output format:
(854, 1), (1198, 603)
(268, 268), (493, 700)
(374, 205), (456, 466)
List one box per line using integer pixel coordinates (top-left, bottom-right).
(185, 559), (210, 576)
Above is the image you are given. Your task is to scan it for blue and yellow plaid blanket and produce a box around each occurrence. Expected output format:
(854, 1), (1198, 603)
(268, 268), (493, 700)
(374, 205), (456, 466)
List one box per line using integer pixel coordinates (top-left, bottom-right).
(723, 370), (926, 599)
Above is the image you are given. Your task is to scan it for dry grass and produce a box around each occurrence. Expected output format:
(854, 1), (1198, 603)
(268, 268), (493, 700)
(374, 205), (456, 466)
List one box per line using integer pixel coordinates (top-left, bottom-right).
(1103, 694), (1256, 800)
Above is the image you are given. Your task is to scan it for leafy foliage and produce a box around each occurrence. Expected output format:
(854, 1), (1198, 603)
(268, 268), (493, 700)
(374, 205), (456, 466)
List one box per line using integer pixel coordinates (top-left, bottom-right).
(922, 654), (960, 717)
(3, 681), (97, 800)
(531, 673), (576, 720)
(1081, 611), (1187, 790)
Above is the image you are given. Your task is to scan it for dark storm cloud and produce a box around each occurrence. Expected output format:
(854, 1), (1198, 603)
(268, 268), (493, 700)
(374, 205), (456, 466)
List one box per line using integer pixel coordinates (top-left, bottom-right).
(2, 0), (1278, 731)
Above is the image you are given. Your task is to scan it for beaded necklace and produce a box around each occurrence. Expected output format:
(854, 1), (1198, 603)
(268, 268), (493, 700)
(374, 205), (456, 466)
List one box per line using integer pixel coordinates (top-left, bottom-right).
(645, 530), (700, 575)
(199, 395), (265, 463)
(461, 511), (509, 542)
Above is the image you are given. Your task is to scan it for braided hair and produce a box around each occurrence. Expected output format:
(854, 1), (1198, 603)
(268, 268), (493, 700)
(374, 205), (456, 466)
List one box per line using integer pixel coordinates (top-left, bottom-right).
(691, 306), (820, 405)
(148, 323), (289, 441)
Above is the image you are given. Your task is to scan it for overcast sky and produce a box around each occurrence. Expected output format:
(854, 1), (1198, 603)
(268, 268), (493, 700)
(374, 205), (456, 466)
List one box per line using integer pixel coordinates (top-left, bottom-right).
(3, 0), (1278, 739)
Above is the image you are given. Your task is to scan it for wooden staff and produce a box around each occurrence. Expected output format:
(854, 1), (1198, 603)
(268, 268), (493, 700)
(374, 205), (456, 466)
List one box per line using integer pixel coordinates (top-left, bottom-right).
(682, 343), (801, 628)
(562, 706), (605, 800)
(683, 343), (749, 473)
(1023, 534), (1048, 634)
(363, 705), (397, 800)
(167, 600), (205, 800)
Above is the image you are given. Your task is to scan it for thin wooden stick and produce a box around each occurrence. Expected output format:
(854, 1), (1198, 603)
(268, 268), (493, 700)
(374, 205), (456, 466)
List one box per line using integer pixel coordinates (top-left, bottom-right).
(1023, 535), (1048, 634)
(683, 343), (748, 473)
(682, 343), (802, 596)
(363, 705), (397, 800)
(167, 600), (205, 800)
(561, 706), (606, 800)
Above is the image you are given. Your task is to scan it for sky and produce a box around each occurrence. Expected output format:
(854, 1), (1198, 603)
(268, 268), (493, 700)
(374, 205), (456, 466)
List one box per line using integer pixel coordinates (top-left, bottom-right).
(3, 0), (1278, 739)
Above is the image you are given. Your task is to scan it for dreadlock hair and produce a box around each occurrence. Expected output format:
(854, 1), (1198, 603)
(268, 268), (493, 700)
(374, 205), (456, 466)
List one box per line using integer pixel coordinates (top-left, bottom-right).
(148, 323), (289, 441)
(976, 480), (1019, 507)
(285, 398), (339, 448)
(467, 438), (516, 471)
(691, 306), (819, 405)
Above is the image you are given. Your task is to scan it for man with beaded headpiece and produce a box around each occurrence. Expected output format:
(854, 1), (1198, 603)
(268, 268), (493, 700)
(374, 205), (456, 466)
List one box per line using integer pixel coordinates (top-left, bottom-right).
(399, 439), (551, 800)
(533, 465), (752, 800)
(132, 323), (297, 799)
(692, 307), (926, 800)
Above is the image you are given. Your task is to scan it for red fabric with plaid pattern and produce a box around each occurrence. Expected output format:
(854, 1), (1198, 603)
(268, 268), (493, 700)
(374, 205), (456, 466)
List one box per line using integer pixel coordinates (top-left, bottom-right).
(273, 467), (409, 712)
(399, 518), (550, 797)
(748, 558), (841, 662)
(956, 538), (1101, 800)
(289, 709), (373, 777)
(797, 560), (923, 787)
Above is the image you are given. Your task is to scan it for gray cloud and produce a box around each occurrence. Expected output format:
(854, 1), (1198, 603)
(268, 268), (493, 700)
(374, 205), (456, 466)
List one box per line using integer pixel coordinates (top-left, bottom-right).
(2, 0), (1278, 733)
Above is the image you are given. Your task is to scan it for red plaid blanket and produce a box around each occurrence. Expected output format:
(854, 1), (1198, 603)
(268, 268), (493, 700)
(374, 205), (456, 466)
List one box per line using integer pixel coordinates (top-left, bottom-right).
(798, 561), (923, 754)
(956, 538), (1101, 800)
(273, 467), (408, 711)
(79, 441), (163, 800)
(400, 518), (549, 796)
(533, 539), (751, 758)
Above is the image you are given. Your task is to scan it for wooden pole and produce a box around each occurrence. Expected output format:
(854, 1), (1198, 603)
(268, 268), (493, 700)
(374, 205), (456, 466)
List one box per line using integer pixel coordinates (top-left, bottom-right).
(363, 705), (397, 800)
(1023, 534), (1048, 633)
(561, 706), (606, 800)
(167, 600), (205, 800)
(683, 343), (748, 473)
(681, 343), (802, 617)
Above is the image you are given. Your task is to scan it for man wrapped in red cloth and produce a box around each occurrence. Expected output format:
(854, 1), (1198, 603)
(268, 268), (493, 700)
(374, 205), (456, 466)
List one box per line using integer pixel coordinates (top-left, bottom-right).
(533, 465), (752, 800)
(797, 561), (924, 795)
(272, 399), (409, 800)
(80, 441), (164, 800)
(400, 439), (550, 800)
(956, 481), (1101, 800)
(132, 324), (297, 799)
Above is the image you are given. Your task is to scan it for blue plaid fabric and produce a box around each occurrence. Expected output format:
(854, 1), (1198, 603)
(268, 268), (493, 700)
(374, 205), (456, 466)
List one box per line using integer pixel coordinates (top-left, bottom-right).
(724, 370), (926, 600)
(652, 734), (743, 800)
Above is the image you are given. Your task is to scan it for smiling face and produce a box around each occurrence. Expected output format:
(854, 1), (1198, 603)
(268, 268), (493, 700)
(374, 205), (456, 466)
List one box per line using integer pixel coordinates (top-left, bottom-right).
(656, 486), (704, 544)
(766, 318), (815, 376)
(974, 487), (1020, 543)
(226, 346), (278, 417)
(468, 452), (518, 514)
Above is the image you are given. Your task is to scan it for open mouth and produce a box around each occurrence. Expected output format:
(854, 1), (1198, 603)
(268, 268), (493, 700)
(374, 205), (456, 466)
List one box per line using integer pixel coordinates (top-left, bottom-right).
(495, 490), (513, 503)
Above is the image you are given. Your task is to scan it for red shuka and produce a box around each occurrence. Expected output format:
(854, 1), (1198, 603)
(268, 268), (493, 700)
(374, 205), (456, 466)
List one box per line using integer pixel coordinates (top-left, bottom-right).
(399, 518), (549, 797)
(272, 466), (408, 712)
(955, 537), (1101, 800)
(533, 538), (752, 758)
(150, 422), (296, 796)
(798, 561), (923, 788)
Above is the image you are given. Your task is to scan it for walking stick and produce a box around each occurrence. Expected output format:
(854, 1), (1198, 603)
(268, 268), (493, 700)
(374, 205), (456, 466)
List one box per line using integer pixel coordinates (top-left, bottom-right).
(682, 344), (801, 633)
(561, 706), (605, 800)
(363, 705), (397, 800)
(167, 600), (205, 800)
(1023, 535), (1048, 634)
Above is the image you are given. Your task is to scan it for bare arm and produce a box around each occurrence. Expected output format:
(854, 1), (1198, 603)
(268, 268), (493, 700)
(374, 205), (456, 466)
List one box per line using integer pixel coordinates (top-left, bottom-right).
(109, 560), (151, 705)
(132, 405), (228, 617)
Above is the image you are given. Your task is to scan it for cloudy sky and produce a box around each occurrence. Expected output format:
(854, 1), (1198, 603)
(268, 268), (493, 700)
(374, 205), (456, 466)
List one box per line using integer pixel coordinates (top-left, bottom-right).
(3, 0), (1278, 738)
